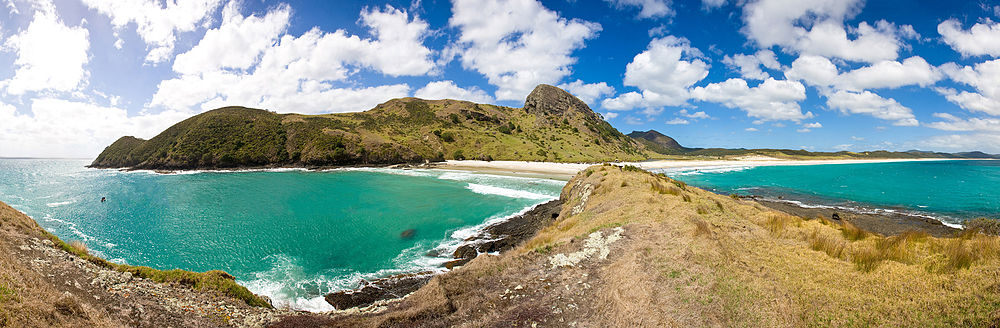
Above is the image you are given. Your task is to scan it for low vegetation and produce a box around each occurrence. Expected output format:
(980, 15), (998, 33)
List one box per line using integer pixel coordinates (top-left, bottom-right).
(40, 230), (272, 308)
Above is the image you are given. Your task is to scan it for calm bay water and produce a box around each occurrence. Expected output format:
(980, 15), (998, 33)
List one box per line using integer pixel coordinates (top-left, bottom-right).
(659, 160), (1000, 227)
(0, 159), (563, 311)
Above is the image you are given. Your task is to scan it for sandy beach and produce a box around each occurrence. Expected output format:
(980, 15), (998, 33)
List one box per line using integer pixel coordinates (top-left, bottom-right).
(433, 157), (968, 179)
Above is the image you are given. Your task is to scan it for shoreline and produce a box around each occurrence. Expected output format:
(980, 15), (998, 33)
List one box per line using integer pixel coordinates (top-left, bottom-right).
(754, 198), (960, 237)
(433, 157), (982, 178)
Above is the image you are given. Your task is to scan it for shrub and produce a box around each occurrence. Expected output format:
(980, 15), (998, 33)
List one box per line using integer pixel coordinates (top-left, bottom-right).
(439, 131), (455, 142)
(449, 113), (461, 124)
(452, 149), (465, 160)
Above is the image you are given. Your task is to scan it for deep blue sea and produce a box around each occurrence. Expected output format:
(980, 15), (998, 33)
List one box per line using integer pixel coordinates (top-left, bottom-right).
(659, 160), (1000, 227)
(0, 159), (563, 311)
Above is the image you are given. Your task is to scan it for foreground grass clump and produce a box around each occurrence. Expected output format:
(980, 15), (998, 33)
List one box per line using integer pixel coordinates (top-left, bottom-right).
(41, 231), (272, 308)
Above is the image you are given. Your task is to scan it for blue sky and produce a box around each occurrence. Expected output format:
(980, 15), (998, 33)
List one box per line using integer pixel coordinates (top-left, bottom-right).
(2, 0), (1000, 157)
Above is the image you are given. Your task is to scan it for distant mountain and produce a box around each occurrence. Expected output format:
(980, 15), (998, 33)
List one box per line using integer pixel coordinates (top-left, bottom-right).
(627, 130), (687, 154)
(630, 131), (1000, 160)
(91, 84), (647, 170)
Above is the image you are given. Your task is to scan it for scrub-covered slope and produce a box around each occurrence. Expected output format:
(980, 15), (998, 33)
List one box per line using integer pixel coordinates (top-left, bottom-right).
(91, 85), (646, 169)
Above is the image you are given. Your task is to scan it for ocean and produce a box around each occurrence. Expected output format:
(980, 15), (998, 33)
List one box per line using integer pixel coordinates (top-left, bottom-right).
(658, 160), (1000, 227)
(0, 158), (563, 311)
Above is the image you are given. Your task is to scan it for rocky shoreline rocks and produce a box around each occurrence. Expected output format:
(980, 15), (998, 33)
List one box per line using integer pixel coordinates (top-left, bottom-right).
(322, 199), (564, 310)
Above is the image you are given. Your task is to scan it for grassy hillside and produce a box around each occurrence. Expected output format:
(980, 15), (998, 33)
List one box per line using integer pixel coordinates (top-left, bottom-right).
(92, 85), (646, 169)
(298, 164), (1000, 327)
(0, 201), (271, 327)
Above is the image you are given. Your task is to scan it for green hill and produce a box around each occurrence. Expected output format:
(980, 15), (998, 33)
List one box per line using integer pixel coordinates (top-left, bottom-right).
(91, 84), (647, 169)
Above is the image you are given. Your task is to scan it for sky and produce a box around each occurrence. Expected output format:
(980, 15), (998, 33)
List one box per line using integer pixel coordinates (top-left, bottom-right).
(2, 0), (1000, 158)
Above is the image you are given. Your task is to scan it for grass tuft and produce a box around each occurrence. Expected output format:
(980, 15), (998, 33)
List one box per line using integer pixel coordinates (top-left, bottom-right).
(840, 220), (870, 241)
(690, 217), (711, 237)
(809, 229), (846, 259)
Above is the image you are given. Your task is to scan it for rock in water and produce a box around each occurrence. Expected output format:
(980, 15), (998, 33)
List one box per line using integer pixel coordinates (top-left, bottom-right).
(325, 271), (435, 310)
(400, 229), (416, 239)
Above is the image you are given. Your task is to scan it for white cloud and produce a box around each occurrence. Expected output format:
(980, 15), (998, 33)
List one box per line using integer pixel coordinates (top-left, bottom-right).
(935, 88), (1000, 117)
(172, 2), (291, 75)
(558, 80), (614, 105)
(665, 118), (689, 125)
(690, 78), (811, 122)
(82, 0), (223, 64)
(919, 133), (1000, 153)
(785, 55), (840, 87)
(601, 36), (708, 110)
(836, 56), (942, 90)
(702, 0), (726, 9)
(803, 122), (822, 128)
(603, 112), (619, 119)
(604, 0), (673, 19)
(0, 98), (191, 158)
(678, 109), (710, 119)
(414, 81), (494, 103)
(449, 0), (600, 101)
(150, 5), (433, 114)
(938, 18), (1000, 57)
(825, 90), (919, 126)
(1, 6), (89, 95)
(926, 112), (1000, 131)
(742, 0), (912, 63)
(745, 127), (759, 131)
(722, 50), (780, 80)
(939, 59), (1000, 116)
(786, 55), (943, 90)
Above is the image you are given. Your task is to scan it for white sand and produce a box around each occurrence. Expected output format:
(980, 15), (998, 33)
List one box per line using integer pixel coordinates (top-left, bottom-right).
(434, 158), (968, 180)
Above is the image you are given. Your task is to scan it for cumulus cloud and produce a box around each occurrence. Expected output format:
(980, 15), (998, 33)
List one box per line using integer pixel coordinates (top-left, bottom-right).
(150, 4), (433, 114)
(1, 6), (89, 95)
(0, 98), (191, 158)
(825, 90), (919, 126)
(449, 0), (600, 101)
(601, 36), (708, 110)
(836, 56), (942, 90)
(742, 0), (914, 63)
(604, 0), (673, 19)
(722, 50), (781, 80)
(938, 59), (1000, 116)
(414, 81), (494, 103)
(678, 109), (711, 119)
(172, 2), (291, 75)
(558, 80), (614, 105)
(938, 19), (1000, 57)
(786, 55), (941, 91)
(82, 0), (223, 63)
(665, 118), (689, 124)
(690, 78), (811, 122)
(926, 112), (1000, 131)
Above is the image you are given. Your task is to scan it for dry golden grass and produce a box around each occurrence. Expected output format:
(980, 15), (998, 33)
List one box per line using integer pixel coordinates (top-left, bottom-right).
(520, 165), (1000, 326)
(840, 220), (870, 241)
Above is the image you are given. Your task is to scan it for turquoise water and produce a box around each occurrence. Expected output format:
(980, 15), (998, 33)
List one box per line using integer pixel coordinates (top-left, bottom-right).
(659, 160), (1000, 227)
(0, 159), (563, 311)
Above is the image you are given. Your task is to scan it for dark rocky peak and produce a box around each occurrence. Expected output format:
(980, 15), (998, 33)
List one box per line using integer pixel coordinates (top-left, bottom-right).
(628, 130), (685, 151)
(523, 84), (596, 118)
